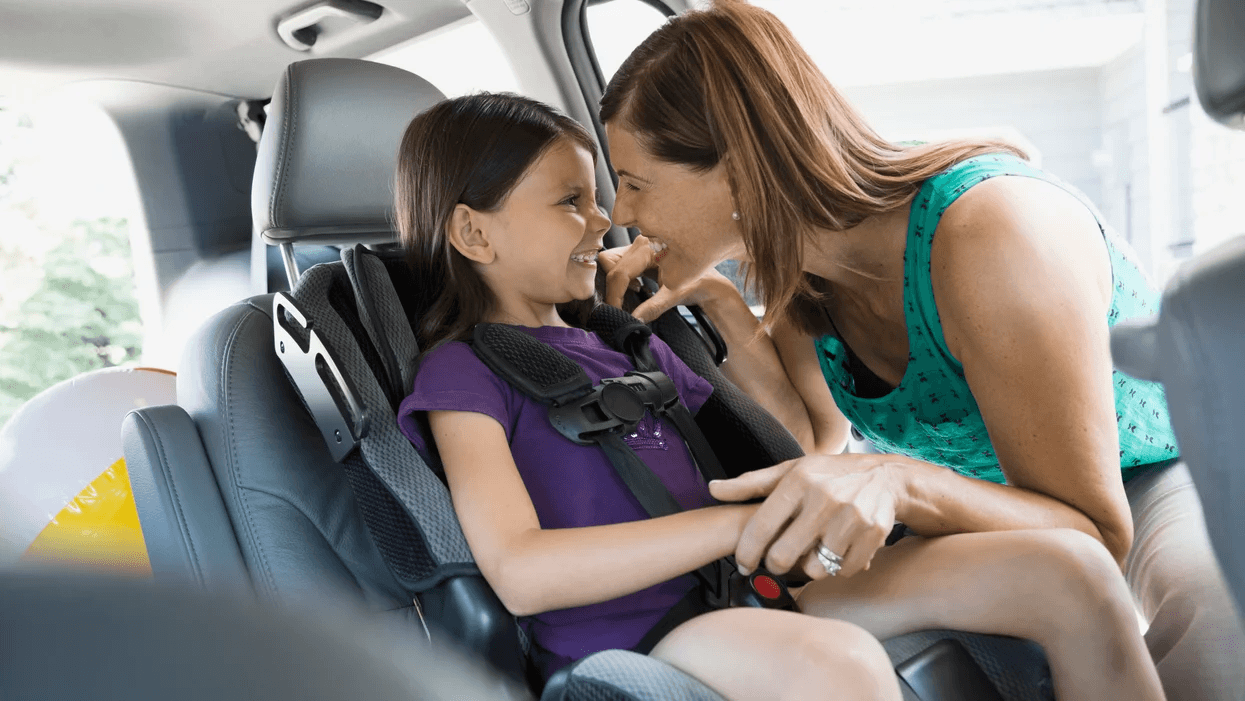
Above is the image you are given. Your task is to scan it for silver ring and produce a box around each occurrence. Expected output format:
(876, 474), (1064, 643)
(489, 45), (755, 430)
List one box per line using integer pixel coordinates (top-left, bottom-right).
(816, 544), (843, 577)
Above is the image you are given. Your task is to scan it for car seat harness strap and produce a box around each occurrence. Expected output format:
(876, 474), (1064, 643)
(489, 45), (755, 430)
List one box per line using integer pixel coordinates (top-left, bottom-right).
(469, 306), (796, 653)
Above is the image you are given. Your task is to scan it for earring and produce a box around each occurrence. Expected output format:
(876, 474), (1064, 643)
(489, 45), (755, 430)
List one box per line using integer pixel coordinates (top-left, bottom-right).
(731, 211), (740, 221)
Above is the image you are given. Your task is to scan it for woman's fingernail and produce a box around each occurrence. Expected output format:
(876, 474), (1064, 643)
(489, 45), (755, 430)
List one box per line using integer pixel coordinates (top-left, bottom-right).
(648, 240), (667, 253)
(737, 565), (750, 576)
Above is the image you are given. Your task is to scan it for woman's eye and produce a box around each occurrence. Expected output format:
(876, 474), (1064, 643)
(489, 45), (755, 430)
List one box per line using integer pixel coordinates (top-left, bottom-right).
(623, 182), (641, 192)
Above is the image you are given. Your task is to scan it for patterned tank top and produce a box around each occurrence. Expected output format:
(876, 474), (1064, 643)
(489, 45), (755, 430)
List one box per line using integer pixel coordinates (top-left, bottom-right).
(814, 154), (1178, 484)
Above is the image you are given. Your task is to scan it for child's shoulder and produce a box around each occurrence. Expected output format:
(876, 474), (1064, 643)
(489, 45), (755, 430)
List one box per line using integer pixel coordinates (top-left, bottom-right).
(411, 340), (500, 392)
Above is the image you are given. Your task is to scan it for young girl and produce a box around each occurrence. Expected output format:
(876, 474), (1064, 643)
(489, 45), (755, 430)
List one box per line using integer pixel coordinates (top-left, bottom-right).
(392, 93), (1164, 701)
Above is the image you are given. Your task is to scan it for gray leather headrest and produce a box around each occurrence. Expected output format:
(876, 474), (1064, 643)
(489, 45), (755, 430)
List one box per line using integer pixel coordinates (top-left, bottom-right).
(253, 58), (446, 246)
(1194, 0), (1245, 127)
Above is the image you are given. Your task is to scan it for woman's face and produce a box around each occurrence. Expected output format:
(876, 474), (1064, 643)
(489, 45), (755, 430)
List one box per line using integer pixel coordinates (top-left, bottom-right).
(606, 124), (747, 289)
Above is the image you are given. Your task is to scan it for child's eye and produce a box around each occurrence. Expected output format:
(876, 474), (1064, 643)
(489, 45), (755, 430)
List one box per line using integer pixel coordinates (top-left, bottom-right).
(561, 194), (580, 207)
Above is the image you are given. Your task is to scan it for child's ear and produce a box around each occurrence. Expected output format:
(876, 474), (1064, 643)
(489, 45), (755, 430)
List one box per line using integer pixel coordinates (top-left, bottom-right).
(446, 204), (495, 265)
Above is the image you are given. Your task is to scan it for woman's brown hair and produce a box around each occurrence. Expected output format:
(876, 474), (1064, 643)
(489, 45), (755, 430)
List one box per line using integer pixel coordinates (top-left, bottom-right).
(395, 92), (599, 349)
(600, 0), (1026, 335)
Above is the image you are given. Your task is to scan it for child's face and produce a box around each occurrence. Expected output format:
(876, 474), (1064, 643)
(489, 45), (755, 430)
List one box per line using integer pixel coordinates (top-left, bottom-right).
(480, 139), (610, 320)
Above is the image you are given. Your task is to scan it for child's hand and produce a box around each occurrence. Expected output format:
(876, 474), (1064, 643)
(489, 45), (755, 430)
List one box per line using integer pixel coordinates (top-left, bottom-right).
(600, 235), (665, 309)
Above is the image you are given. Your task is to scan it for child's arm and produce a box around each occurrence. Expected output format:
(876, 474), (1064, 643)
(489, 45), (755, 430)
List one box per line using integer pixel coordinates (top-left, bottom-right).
(430, 409), (757, 617)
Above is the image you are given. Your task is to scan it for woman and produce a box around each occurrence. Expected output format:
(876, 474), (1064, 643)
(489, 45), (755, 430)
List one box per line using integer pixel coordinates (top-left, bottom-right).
(394, 92), (1162, 701)
(596, 2), (1245, 699)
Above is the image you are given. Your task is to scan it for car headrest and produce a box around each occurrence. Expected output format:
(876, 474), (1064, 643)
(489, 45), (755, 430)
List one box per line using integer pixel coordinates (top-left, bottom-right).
(1194, 0), (1245, 127)
(252, 58), (446, 247)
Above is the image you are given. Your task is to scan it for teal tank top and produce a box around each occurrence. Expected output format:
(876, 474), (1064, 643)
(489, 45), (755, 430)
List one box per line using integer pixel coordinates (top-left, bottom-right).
(814, 154), (1178, 484)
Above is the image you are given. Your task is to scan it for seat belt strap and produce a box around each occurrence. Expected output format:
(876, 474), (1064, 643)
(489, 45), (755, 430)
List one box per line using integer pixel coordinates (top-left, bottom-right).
(663, 402), (728, 483)
(597, 432), (684, 519)
(632, 585), (714, 655)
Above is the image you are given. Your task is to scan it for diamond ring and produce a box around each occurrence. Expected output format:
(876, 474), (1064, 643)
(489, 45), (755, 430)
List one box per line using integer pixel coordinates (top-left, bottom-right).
(816, 544), (844, 577)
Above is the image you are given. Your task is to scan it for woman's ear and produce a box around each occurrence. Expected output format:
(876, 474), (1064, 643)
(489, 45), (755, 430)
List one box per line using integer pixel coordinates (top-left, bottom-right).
(446, 204), (496, 265)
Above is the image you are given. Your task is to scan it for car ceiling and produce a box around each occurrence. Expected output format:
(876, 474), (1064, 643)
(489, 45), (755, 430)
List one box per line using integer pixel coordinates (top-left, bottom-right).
(0, 0), (472, 99)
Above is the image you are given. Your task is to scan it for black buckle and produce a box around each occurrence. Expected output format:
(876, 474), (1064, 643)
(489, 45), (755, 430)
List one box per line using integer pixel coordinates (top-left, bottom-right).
(547, 371), (680, 445)
(705, 558), (796, 612)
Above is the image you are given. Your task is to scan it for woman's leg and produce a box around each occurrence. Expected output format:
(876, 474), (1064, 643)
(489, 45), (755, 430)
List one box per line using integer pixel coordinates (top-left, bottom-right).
(1125, 462), (1245, 701)
(650, 607), (902, 701)
(798, 528), (1164, 701)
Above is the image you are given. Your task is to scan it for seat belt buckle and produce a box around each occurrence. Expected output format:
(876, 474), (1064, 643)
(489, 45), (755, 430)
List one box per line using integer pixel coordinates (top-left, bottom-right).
(727, 566), (797, 611)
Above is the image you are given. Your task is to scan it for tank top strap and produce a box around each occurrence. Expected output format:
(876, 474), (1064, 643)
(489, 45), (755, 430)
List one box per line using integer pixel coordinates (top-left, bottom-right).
(904, 153), (1053, 372)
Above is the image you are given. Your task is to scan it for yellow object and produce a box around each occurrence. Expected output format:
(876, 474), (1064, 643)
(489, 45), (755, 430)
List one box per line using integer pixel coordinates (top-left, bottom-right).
(22, 458), (151, 577)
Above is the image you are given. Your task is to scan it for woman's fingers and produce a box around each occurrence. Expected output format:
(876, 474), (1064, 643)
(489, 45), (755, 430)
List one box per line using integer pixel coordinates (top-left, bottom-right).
(762, 494), (832, 574)
(708, 461), (798, 503)
(817, 503), (891, 579)
(733, 467), (808, 573)
(729, 457), (898, 579)
(631, 284), (684, 323)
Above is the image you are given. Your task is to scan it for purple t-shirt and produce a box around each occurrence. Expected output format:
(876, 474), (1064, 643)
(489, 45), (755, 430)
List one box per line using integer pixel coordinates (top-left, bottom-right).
(396, 324), (716, 678)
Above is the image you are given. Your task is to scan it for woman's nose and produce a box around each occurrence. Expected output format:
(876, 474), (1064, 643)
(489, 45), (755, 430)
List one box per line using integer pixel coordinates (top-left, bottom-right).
(611, 192), (634, 229)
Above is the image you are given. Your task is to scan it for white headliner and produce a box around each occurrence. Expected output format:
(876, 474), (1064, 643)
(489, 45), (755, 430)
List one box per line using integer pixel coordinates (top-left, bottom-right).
(0, 0), (472, 99)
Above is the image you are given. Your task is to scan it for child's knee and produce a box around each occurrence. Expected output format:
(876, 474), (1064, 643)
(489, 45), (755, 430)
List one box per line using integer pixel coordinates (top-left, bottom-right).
(791, 619), (895, 690)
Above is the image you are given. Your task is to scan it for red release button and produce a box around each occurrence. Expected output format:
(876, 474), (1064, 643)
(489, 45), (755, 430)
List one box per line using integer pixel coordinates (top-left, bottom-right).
(752, 574), (781, 600)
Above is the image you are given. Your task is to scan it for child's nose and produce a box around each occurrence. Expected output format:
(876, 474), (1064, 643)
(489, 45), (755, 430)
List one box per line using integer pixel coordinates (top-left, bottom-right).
(591, 203), (612, 233)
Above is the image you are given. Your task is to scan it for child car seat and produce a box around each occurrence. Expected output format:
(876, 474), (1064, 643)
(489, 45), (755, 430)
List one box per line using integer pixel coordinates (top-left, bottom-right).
(123, 57), (1054, 701)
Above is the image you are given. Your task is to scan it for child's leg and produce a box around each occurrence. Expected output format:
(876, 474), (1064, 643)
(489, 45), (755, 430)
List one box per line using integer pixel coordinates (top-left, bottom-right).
(650, 607), (903, 701)
(798, 528), (1165, 701)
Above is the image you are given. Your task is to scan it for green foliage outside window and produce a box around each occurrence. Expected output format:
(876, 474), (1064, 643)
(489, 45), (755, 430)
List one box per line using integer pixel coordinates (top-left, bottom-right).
(0, 103), (143, 428)
(0, 218), (142, 426)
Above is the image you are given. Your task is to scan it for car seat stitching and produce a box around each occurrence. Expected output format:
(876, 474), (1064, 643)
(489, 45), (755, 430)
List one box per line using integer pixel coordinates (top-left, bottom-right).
(234, 480), (375, 596)
(221, 311), (278, 594)
(142, 410), (205, 584)
(269, 63), (296, 232)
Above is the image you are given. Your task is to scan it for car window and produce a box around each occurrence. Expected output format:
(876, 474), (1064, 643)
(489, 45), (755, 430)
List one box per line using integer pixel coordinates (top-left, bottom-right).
(753, 0), (1245, 286)
(370, 16), (521, 97)
(585, 0), (670, 86)
(0, 96), (143, 427)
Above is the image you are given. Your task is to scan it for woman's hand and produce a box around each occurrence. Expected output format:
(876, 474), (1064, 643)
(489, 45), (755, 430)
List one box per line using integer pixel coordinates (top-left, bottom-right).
(710, 454), (909, 580)
(599, 235), (737, 322)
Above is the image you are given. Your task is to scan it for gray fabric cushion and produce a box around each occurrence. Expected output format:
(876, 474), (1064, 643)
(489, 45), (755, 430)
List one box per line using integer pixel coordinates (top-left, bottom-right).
(543, 650), (727, 701)
(884, 631), (1053, 701)
(252, 58), (445, 245)
(0, 573), (528, 701)
(1194, 0), (1245, 126)
(284, 263), (475, 584)
(175, 293), (414, 614)
(1149, 235), (1245, 618)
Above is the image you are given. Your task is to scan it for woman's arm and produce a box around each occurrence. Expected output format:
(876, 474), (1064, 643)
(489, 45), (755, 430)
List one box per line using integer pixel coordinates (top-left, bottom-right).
(600, 236), (848, 454)
(919, 175), (1132, 560)
(697, 281), (850, 454)
(429, 409), (756, 616)
(715, 176), (1136, 574)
